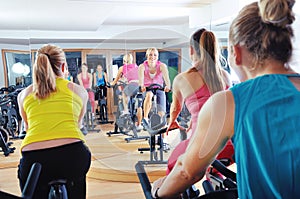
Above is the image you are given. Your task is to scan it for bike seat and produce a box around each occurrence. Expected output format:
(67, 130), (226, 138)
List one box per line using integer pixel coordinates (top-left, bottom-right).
(48, 179), (67, 186)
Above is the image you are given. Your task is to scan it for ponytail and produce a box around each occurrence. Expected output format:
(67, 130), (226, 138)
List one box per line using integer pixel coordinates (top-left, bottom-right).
(198, 31), (224, 94)
(32, 44), (65, 99)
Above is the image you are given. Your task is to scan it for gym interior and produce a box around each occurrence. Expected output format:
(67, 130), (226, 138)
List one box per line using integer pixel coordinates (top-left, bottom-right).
(0, 0), (300, 198)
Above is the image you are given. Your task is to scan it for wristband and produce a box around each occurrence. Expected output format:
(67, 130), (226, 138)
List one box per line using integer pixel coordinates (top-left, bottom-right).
(154, 188), (161, 199)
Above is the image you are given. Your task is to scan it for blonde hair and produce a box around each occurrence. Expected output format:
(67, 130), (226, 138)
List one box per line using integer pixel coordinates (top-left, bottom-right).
(229, 0), (295, 65)
(146, 47), (159, 58)
(32, 44), (65, 99)
(123, 53), (133, 64)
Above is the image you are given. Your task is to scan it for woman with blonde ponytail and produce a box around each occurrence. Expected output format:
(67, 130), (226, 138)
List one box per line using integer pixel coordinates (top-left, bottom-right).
(151, 1), (300, 198)
(17, 44), (91, 199)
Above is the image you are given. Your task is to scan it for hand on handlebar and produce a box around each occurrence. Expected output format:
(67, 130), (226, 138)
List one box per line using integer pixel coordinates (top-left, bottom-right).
(166, 121), (186, 135)
(140, 86), (146, 92)
(151, 176), (167, 199)
(164, 86), (171, 92)
(108, 82), (114, 87)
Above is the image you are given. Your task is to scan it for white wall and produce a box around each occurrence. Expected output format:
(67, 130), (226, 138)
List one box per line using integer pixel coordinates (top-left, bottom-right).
(181, 47), (192, 72)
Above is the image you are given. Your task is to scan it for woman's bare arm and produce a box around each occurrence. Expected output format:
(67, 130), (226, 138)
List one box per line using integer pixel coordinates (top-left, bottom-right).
(152, 90), (235, 198)
(160, 63), (171, 90)
(68, 82), (88, 127)
(167, 74), (184, 132)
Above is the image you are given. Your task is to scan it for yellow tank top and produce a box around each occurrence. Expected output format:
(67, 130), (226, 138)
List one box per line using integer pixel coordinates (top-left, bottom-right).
(21, 78), (85, 150)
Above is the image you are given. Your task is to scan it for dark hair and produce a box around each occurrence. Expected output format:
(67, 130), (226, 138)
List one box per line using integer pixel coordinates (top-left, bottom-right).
(229, 0), (295, 65)
(32, 44), (65, 99)
(190, 28), (206, 57)
(190, 28), (224, 94)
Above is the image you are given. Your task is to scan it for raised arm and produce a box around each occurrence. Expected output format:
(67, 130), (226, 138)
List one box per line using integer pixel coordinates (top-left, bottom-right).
(152, 90), (235, 198)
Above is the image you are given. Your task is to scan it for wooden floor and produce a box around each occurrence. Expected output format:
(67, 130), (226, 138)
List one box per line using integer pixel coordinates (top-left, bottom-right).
(0, 117), (197, 199)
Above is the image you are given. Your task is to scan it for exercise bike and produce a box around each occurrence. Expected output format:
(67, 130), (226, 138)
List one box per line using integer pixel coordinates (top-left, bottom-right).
(0, 86), (23, 139)
(0, 93), (17, 156)
(0, 162), (70, 199)
(107, 81), (149, 142)
(138, 83), (170, 163)
(177, 103), (191, 141)
(0, 162), (41, 199)
(94, 85), (113, 125)
(135, 158), (238, 199)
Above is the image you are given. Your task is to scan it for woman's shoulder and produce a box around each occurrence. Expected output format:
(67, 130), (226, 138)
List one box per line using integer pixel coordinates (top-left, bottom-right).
(139, 63), (145, 69)
(173, 72), (190, 86)
(158, 61), (167, 67)
(18, 85), (33, 101)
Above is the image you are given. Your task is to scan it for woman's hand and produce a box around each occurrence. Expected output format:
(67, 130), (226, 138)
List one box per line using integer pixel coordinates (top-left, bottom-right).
(186, 121), (192, 133)
(166, 121), (185, 135)
(140, 86), (146, 92)
(151, 176), (166, 198)
(164, 86), (171, 92)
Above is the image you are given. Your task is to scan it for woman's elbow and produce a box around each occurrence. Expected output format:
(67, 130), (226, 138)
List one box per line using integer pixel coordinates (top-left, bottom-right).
(176, 156), (204, 183)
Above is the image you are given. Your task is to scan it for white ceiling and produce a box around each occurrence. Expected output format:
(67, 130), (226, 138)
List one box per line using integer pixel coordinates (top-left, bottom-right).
(0, 0), (232, 47)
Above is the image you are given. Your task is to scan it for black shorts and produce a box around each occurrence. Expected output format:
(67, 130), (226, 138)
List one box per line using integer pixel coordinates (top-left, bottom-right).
(95, 86), (107, 100)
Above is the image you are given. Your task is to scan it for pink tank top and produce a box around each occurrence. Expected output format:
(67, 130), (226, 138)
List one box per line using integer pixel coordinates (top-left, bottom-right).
(123, 63), (139, 82)
(185, 84), (211, 134)
(81, 73), (90, 89)
(143, 60), (164, 86)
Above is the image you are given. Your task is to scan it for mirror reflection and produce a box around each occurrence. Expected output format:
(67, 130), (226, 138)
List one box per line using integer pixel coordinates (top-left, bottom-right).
(3, 51), (31, 87)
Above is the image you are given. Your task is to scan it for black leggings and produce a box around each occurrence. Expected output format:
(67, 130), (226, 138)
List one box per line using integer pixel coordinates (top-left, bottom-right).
(18, 141), (91, 199)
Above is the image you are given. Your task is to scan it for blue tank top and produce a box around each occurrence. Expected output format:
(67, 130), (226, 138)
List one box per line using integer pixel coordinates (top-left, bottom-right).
(230, 74), (300, 199)
(96, 71), (105, 86)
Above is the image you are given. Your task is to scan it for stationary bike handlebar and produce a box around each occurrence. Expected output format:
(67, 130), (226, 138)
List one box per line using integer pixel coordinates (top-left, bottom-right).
(22, 163), (42, 199)
(145, 83), (164, 92)
(106, 80), (127, 89)
(0, 99), (13, 107)
(142, 122), (177, 136)
(210, 159), (236, 182)
(0, 162), (42, 199)
(135, 161), (154, 199)
(136, 159), (238, 199)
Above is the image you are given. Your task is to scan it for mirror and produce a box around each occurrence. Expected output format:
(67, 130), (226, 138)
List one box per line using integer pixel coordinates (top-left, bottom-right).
(2, 50), (31, 87)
